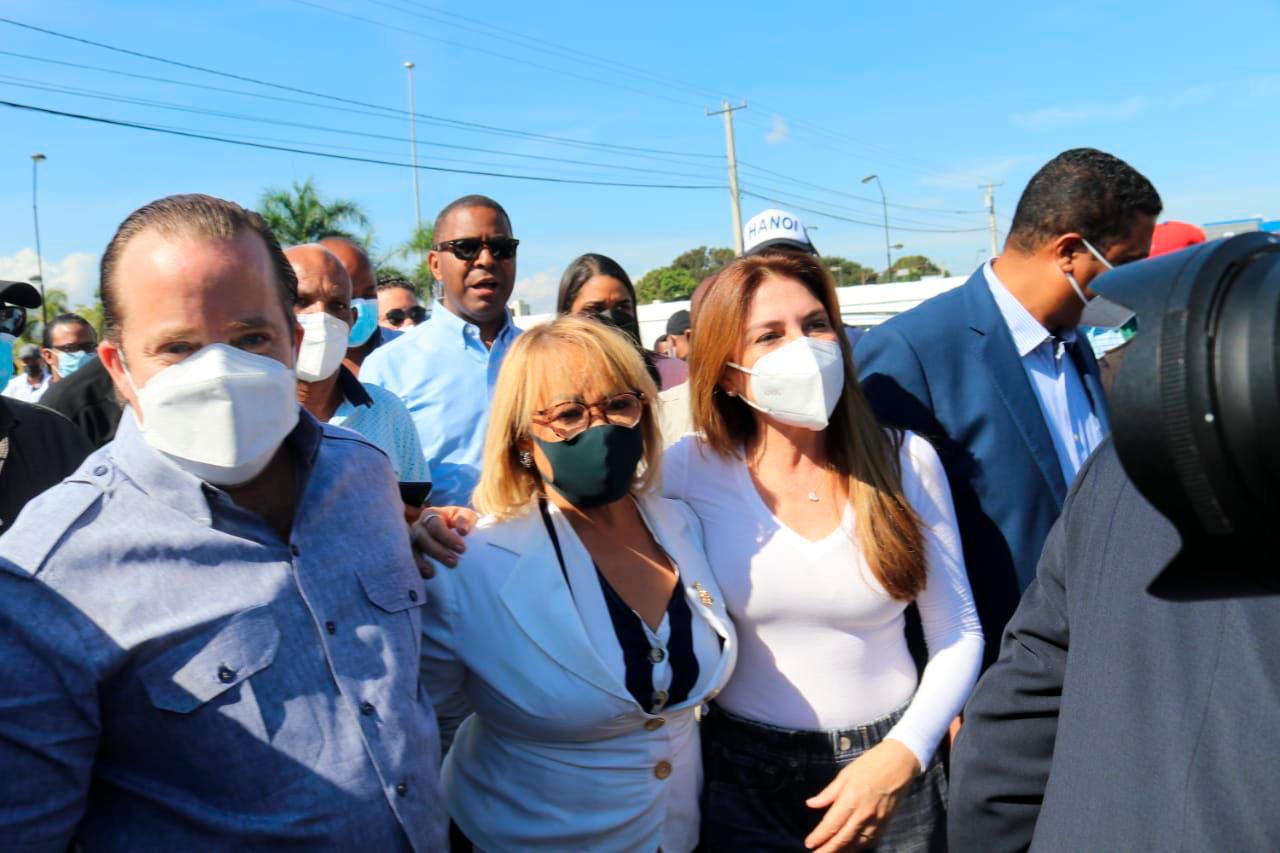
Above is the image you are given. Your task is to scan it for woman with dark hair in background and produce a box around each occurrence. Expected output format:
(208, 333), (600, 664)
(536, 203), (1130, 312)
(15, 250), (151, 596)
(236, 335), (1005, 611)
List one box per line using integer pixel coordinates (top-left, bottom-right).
(556, 253), (688, 391)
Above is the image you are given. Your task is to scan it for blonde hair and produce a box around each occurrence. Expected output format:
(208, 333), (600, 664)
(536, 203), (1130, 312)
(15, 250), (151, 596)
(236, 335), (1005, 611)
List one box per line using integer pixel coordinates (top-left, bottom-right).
(472, 315), (662, 519)
(690, 253), (927, 601)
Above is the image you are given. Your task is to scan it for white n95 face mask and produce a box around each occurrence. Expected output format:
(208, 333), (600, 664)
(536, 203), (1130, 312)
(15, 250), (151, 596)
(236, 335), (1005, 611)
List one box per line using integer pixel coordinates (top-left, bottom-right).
(295, 312), (350, 381)
(730, 336), (845, 431)
(127, 343), (300, 486)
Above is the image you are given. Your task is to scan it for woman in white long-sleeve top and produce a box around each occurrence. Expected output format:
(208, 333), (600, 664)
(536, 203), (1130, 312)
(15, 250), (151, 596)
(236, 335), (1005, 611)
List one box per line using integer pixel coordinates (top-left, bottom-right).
(419, 316), (735, 852)
(665, 251), (983, 853)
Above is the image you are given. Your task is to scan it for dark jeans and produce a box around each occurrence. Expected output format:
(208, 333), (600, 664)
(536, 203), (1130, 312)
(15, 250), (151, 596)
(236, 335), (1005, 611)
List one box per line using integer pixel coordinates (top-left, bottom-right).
(699, 704), (947, 852)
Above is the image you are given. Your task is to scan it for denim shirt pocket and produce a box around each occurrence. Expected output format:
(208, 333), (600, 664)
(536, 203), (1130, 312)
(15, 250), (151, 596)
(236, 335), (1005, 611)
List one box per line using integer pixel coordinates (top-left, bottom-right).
(356, 561), (427, 616)
(140, 605), (281, 713)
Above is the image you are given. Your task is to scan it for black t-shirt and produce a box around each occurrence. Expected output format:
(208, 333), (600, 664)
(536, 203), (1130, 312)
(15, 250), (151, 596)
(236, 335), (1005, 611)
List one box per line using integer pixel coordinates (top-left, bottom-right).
(38, 355), (123, 449)
(0, 398), (93, 533)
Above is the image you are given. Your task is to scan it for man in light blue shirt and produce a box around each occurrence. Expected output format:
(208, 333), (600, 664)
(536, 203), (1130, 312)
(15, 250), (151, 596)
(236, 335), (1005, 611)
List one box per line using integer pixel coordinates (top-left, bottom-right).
(362, 195), (521, 508)
(0, 194), (446, 850)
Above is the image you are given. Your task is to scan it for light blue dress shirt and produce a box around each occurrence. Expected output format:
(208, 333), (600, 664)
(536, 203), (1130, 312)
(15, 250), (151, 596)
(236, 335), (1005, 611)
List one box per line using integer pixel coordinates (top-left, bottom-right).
(329, 368), (431, 484)
(0, 408), (447, 851)
(360, 300), (521, 507)
(984, 262), (1106, 483)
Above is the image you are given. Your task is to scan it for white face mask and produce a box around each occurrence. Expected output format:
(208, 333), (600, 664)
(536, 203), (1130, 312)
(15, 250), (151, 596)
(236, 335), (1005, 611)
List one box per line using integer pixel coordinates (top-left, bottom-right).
(126, 343), (300, 486)
(295, 311), (350, 382)
(730, 336), (845, 431)
(1068, 237), (1135, 328)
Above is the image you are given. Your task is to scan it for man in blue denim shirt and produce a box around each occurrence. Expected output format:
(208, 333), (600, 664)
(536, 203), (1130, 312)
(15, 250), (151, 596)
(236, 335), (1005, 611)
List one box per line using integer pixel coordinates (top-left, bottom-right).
(0, 194), (447, 851)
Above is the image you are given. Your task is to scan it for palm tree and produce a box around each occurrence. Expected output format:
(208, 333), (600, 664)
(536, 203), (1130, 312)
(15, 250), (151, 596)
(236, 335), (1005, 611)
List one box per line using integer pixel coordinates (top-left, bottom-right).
(257, 178), (370, 246)
(375, 222), (435, 298)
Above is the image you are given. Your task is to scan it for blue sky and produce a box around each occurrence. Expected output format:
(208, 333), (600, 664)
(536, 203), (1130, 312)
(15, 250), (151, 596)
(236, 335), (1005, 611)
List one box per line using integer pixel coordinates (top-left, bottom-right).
(2, 0), (1278, 311)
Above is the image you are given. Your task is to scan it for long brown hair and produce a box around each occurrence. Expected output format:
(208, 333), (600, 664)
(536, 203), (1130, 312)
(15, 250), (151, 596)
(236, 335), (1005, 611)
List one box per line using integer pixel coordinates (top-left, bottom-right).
(689, 252), (927, 600)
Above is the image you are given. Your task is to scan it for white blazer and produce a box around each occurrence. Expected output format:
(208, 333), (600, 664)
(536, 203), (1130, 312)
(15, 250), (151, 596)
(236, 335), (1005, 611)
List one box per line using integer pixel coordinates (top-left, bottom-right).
(421, 492), (736, 852)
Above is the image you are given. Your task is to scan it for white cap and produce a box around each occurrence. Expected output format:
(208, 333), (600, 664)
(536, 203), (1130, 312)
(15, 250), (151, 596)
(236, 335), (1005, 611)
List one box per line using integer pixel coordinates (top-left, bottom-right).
(743, 208), (818, 256)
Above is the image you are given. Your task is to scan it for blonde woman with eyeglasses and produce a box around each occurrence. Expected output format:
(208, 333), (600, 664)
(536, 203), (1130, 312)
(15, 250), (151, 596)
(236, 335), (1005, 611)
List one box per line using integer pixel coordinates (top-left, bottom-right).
(418, 315), (735, 852)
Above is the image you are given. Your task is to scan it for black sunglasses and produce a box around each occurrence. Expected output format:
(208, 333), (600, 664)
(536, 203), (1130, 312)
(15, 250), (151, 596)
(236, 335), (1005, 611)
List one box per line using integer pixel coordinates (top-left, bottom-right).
(384, 305), (428, 327)
(434, 237), (520, 261)
(0, 305), (26, 337)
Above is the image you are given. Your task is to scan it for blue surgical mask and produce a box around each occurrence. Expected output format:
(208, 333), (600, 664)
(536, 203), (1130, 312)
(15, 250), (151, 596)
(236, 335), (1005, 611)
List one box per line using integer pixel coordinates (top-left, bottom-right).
(56, 349), (95, 379)
(0, 334), (14, 387)
(348, 298), (379, 347)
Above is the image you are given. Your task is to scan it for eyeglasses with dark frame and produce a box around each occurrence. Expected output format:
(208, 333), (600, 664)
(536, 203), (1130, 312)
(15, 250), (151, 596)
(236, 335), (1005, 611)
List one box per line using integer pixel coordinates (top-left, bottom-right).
(531, 390), (647, 441)
(383, 306), (428, 327)
(49, 341), (96, 354)
(434, 237), (520, 262)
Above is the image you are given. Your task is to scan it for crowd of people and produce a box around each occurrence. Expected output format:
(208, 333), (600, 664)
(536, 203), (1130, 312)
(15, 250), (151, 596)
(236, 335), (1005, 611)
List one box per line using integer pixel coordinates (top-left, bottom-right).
(0, 143), (1266, 852)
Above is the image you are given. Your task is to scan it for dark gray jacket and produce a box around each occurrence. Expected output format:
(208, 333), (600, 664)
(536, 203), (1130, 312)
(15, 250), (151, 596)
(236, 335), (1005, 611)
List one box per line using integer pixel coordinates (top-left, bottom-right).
(949, 440), (1280, 851)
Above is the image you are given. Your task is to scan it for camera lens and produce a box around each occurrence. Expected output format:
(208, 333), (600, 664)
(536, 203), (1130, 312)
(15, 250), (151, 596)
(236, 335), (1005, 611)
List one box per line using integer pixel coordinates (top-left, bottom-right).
(1092, 232), (1280, 551)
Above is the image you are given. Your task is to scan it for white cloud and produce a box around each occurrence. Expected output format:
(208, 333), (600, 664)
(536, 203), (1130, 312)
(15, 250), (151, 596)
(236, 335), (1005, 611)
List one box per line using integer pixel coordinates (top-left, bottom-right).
(918, 155), (1035, 189)
(1011, 97), (1148, 131)
(0, 248), (100, 308)
(765, 115), (790, 145)
(514, 265), (561, 313)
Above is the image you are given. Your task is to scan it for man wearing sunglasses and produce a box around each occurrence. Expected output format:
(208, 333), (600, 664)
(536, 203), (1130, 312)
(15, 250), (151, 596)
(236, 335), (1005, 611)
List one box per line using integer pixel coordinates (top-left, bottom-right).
(41, 313), (97, 383)
(362, 194), (521, 508)
(377, 278), (427, 331)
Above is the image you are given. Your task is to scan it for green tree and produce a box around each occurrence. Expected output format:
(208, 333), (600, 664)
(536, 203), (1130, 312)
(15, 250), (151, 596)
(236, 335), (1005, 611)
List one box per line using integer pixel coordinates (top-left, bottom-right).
(670, 246), (735, 282)
(821, 255), (878, 286)
(378, 223), (435, 297)
(258, 178), (370, 246)
(635, 267), (699, 304)
(887, 255), (945, 281)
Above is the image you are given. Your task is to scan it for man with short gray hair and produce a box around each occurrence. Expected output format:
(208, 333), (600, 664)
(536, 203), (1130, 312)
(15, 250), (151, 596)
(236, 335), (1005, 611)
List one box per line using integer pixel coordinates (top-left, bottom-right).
(0, 193), (447, 850)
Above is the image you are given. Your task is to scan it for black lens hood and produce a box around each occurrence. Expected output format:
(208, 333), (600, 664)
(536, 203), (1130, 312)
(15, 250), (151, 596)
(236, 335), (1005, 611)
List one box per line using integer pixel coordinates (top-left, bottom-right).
(1092, 232), (1280, 551)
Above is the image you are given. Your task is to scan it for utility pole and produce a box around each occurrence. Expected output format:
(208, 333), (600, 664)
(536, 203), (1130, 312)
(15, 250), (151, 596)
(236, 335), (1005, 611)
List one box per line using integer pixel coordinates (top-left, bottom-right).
(31, 153), (47, 327)
(861, 174), (893, 276)
(980, 182), (1003, 258)
(706, 100), (747, 254)
(404, 61), (423, 258)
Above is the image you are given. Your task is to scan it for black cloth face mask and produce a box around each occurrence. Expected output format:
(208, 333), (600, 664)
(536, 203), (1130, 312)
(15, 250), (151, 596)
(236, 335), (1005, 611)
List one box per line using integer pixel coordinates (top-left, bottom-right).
(533, 423), (644, 508)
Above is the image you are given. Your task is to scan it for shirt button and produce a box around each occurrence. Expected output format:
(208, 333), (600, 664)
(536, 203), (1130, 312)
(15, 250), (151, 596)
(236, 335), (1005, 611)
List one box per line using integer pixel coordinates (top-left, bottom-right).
(360, 702), (375, 716)
(838, 735), (853, 751)
(290, 544), (301, 557)
(649, 647), (666, 663)
(644, 718), (665, 732)
(654, 760), (672, 780)
(651, 690), (669, 711)
(92, 465), (108, 476)
(395, 781), (409, 796)
(408, 589), (419, 603)
(325, 621), (337, 635)
(217, 666), (236, 684)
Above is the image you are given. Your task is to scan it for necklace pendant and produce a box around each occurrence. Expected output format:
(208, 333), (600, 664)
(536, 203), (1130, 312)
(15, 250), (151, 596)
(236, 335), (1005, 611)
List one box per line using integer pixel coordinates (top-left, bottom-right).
(807, 490), (820, 502)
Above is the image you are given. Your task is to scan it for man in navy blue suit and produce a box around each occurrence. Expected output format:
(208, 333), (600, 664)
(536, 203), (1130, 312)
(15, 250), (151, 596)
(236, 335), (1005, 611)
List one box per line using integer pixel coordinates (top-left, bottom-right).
(854, 148), (1160, 663)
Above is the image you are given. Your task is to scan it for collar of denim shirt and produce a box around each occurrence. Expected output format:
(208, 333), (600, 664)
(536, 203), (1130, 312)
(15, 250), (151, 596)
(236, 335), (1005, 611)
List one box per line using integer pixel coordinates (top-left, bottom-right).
(109, 404), (323, 529)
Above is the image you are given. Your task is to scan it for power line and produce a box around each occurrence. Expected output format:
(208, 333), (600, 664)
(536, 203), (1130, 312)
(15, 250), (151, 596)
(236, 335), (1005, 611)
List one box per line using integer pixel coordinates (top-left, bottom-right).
(740, 189), (988, 235)
(287, 0), (710, 112)
(738, 160), (986, 216)
(0, 66), (724, 179)
(0, 16), (720, 162)
(0, 99), (724, 190)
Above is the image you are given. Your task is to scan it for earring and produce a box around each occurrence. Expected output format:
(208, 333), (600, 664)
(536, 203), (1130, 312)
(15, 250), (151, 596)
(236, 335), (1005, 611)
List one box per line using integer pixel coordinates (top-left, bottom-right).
(518, 449), (534, 468)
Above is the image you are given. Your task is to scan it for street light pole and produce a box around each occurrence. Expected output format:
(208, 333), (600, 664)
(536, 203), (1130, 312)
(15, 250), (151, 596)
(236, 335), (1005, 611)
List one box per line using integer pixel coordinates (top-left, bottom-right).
(861, 174), (892, 276)
(403, 61), (423, 255)
(31, 153), (47, 327)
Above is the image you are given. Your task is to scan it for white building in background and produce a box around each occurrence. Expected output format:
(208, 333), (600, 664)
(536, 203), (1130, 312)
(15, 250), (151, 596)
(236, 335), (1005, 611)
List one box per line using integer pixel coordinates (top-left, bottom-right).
(512, 276), (969, 343)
